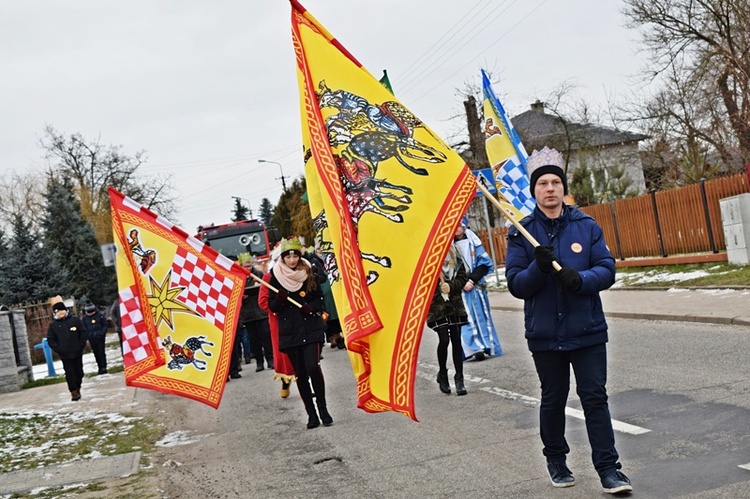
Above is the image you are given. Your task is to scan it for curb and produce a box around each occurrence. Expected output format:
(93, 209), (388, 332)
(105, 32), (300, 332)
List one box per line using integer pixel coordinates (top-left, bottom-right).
(0, 451), (141, 495)
(491, 306), (750, 327)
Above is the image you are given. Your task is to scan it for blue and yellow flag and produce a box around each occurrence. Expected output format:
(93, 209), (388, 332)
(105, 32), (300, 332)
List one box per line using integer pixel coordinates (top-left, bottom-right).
(291, 0), (475, 420)
(109, 187), (247, 409)
(482, 69), (535, 220)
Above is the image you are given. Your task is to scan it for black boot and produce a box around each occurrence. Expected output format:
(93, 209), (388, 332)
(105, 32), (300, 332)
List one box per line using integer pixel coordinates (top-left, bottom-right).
(306, 404), (320, 429)
(455, 374), (467, 396)
(255, 358), (264, 372)
(317, 400), (333, 426)
(266, 357), (274, 370)
(436, 370), (450, 394)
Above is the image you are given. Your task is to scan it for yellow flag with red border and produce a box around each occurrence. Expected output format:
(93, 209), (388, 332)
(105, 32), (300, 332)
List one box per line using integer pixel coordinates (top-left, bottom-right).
(291, 0), (475, 420)
(109, 187), (247, 408)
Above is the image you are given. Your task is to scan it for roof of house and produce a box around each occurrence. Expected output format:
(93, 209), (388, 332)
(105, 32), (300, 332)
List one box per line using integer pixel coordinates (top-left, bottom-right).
(511, 101), (648, 152)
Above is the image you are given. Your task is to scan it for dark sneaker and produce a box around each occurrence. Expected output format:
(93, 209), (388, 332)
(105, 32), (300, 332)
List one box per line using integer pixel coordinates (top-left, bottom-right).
(547, 462), (575, 488)
(601, 470), (633, 494)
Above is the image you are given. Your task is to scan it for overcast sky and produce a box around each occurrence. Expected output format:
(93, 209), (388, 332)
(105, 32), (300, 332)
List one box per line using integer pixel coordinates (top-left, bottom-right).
(1, 0), (648, 233)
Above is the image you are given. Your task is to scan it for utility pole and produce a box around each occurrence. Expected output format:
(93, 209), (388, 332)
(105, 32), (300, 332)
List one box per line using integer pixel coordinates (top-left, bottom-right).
(258, 159), (288, 192)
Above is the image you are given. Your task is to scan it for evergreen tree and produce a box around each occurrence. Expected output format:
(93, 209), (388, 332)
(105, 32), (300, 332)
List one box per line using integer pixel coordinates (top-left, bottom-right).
(0, 229), (8, 304)
(0, 214), (67, 305)
(259, 198), (274, 226)
(271, 177), (313, 242)
(40, 175), (116, 305)
(230, 198), (249, 222)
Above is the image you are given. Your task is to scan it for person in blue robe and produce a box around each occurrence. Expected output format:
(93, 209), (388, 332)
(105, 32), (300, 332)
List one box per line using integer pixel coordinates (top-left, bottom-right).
(454, 217), (503, 360)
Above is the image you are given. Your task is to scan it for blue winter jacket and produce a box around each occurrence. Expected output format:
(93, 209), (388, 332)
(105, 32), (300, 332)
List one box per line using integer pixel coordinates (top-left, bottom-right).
(505, 205), (615, 352)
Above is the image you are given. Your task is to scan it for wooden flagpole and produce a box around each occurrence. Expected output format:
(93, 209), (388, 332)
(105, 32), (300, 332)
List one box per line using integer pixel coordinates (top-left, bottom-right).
(246, 269), (305, 308)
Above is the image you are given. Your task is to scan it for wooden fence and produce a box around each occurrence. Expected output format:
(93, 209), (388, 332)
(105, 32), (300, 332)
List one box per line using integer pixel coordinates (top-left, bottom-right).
(475, 172), (750, 265)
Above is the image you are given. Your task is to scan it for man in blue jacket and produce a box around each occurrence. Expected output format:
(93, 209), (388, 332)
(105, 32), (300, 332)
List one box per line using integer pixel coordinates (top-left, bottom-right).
(505, 147), (632, 494)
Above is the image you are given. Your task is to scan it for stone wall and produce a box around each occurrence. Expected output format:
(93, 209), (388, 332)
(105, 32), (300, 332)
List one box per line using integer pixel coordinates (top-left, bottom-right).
(0, 310), (33, 393)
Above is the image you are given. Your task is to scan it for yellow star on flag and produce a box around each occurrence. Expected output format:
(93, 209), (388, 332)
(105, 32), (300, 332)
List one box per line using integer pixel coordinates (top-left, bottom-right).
(146, 271), (195, 329)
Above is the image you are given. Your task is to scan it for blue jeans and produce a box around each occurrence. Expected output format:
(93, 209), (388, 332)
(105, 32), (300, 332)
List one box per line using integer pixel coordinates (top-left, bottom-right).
(239, 327), (252, 359)
(532, 343), (621, 476)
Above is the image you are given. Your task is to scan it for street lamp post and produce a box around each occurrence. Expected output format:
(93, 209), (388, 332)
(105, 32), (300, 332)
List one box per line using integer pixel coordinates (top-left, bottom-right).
(258, 159), (288, 192)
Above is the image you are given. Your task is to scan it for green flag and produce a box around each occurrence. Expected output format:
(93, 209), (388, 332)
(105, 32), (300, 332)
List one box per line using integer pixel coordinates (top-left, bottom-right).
(379, 69), (394, 95)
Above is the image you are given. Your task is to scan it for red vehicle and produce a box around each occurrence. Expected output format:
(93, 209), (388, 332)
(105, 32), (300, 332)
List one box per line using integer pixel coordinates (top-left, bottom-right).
(196, 220), (280, 261)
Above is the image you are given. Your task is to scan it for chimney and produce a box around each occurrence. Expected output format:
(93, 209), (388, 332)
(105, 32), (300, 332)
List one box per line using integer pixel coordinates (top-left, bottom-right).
(530, 100), (545, 113)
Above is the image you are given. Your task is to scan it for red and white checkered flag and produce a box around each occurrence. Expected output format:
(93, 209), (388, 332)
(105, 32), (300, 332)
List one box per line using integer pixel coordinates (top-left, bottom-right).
(170, 247), (235, 330)
(119, 286), (155, 367)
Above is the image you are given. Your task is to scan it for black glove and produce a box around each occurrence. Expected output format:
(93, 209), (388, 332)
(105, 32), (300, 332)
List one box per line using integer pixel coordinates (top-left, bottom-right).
(300, 304), (313, 315)
(533, 245), (555, 272)
(558, 267), (582, 291)
(468, 264), (490, 283)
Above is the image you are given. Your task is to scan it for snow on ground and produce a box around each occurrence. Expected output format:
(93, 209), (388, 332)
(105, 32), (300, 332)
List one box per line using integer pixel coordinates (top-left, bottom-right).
(0, 344), (133, 474)
(33, 342), (123, 379)
(485, 266), (697, 290)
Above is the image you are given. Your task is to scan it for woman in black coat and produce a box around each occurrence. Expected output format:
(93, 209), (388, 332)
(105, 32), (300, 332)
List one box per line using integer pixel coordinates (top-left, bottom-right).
(268, 237), (332, 429)
(426, 245), (469, 396)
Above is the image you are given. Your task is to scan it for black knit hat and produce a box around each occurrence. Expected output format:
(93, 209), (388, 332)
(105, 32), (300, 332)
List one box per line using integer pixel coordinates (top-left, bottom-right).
(527, 147), (568, 198)
(530, 165), (568, 198)
(52, 302), (67, 312)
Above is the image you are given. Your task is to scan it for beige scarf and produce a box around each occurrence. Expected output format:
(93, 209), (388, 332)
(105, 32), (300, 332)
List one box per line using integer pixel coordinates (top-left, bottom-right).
(272, 258), (310, 292)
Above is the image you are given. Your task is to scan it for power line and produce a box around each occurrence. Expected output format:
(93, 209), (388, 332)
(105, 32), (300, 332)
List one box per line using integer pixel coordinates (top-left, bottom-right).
(406, 0), (550, 105)
(394, 0), (497, 89)
(398, 0), (521, 97)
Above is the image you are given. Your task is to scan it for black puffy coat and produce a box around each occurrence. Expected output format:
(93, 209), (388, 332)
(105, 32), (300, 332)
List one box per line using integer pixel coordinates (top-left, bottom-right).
(268, 271), (327, 351)
(47, 314), (88, 359)
(81, 310), (108, 339)
(240, 269), (269, 325)
(426, 256), (469, 327)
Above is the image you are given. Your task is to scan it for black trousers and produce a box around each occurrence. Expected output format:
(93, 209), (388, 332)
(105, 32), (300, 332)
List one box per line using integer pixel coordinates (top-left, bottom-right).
(248, 320), (273, 363)
(434, 323), (463, 377)
(61, 356), (84, 392)
(285, 343), (325, 410)
(88, 335), (107, 371)
(532, 343), (621, 476)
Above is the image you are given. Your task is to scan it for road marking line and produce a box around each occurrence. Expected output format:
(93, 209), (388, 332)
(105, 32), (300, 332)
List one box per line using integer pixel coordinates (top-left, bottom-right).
(418, 363), (651, 436)
(739, 463), (750, 471)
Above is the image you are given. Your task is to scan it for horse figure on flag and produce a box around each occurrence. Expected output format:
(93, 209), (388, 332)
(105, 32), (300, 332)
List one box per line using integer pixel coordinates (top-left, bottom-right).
(162, 335), (214, 371)
(311, 209), (389, 287)
(335, 154), (412, 223)
(317, 82), (446, 176)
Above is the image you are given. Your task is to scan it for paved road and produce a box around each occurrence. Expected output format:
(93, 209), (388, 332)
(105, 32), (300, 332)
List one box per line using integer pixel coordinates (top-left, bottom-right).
(2, 288), (750, 497)
(490, 287), (750, 326)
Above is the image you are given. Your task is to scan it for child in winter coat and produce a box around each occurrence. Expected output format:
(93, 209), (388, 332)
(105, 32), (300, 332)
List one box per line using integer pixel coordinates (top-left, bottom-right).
(47, 301), (88, 401)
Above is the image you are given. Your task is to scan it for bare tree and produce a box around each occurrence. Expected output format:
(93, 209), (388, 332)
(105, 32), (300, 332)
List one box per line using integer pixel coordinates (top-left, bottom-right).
(39, 126), (178, 243)
(0, 171), (45, 230)
(623, 0), (750, 169)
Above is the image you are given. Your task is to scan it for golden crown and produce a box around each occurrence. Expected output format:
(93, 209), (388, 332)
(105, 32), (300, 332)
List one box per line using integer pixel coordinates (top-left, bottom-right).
(280, 236), (303, 254)
(527, 146), (564, 172)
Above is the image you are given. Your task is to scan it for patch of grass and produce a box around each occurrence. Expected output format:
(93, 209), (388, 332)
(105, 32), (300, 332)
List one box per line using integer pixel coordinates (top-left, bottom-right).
(616, 262), (750, 287)
(22, 376), (67, 389)
(22, 364), (125, 389)
(0, 411), (163, 473)
(105, 364), (124, 375)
